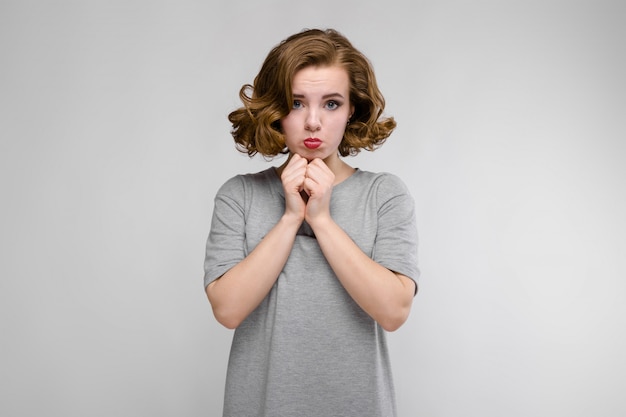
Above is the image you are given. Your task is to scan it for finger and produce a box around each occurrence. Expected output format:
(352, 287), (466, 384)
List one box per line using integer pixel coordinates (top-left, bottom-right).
(282, 157), (307, 185)
(305, 160), (334, 187)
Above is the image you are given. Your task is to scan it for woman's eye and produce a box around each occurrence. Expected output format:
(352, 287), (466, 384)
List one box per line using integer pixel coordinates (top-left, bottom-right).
(326, 100), (340, 110)
(292, 100), (303, 109)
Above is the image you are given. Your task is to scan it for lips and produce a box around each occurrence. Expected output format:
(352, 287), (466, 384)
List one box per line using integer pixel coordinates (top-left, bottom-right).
(303, 138), (322, 149)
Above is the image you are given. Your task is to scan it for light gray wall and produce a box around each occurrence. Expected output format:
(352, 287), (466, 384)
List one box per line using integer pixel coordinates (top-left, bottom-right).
(1, 1), (625, 416)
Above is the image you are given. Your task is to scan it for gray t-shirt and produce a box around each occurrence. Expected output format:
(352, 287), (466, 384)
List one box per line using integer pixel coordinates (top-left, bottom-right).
(204, 167), (419, 417)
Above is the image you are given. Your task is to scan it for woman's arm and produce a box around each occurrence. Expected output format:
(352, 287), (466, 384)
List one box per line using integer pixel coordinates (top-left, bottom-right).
(206, 155), (308, 329)
(310, 218), (416, 332)
(303, 159), (416, 331)
(206, 214), (301, 329)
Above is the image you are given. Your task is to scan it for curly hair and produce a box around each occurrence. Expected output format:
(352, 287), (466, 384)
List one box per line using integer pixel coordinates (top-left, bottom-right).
(228, 28), (396, 158)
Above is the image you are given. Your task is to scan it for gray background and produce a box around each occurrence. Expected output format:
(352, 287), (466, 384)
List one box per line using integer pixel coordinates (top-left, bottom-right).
(1, 0), (625, 416)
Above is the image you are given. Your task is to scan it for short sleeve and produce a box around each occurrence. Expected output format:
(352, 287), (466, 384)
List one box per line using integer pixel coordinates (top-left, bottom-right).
(372, 174), (420, 292)
(203, 176), (247, 289)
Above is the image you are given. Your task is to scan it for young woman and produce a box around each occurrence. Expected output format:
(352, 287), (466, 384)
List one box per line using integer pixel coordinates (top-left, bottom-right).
(204, 28), (419, 417)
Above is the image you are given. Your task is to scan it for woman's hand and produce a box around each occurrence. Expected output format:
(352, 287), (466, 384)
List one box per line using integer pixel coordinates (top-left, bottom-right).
(303, 158), (335, 225)
(280, 154), (308, 222)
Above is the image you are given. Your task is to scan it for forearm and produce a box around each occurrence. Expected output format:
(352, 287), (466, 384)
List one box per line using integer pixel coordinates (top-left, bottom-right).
(206, 214), (301, 329)
(311, 218), (415, 331)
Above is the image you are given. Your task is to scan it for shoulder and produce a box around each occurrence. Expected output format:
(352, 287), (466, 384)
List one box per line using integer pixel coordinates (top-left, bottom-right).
(352, 169), (412, 200)
(216, 168), (277, 198)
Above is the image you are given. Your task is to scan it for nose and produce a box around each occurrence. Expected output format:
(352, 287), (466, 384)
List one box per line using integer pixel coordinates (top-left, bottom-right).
(304, 109), (321, 132)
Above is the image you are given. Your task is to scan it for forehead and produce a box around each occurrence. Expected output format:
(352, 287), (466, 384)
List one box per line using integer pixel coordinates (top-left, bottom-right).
(291, 65), (350, 93)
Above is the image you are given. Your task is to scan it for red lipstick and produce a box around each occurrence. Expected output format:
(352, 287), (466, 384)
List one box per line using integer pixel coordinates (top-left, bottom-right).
(304, 138), (322, 149)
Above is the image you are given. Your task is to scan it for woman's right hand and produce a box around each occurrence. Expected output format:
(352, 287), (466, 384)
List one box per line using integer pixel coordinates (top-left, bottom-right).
(208, 154), (308, 329)
(280, 153), (308, 222)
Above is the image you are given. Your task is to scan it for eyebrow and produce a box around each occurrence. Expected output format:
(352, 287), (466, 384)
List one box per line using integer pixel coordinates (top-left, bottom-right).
(293, 93), (345, 100)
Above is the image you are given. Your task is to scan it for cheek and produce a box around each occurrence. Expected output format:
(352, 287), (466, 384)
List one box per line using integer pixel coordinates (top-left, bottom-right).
(331, 117), (349, 133)
(280, 118), (290, 134)
(280, 117), (299, 144)
(280, 114), (297, 131)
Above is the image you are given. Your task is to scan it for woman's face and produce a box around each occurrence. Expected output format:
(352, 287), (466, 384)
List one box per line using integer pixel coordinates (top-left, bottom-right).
(281, 65), (354, 163)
